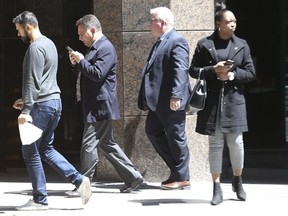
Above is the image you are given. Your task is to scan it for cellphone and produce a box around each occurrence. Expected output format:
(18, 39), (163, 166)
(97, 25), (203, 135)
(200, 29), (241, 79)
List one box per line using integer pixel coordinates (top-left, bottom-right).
(65, 46), (74, 52)
(224, 60), (234, 65)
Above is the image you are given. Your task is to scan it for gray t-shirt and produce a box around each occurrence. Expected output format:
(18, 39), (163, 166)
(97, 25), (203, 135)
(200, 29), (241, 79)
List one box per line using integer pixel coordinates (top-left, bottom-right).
(22, 35), (61, 114)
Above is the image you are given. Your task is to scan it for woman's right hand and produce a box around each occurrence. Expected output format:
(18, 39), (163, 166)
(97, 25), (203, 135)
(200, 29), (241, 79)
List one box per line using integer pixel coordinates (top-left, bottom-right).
(214, 61), (233, 80)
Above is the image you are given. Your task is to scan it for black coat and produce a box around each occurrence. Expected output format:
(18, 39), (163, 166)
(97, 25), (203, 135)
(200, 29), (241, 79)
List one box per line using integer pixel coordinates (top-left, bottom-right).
(189, 31), (256, 135)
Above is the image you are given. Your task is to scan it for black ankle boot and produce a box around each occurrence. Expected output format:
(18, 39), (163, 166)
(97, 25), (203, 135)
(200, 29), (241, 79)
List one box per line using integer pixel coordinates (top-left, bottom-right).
(211, 182), (223, 205)
(232, 176), (246, 201)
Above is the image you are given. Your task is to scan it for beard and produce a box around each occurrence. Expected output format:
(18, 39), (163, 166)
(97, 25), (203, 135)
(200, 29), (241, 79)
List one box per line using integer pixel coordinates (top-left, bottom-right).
(20, 29), (31, 43)
(21, 35), (30, 43)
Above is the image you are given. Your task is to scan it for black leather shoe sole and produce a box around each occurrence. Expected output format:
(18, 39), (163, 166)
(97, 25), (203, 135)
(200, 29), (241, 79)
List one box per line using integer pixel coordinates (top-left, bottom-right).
(120, 176), (144, 193)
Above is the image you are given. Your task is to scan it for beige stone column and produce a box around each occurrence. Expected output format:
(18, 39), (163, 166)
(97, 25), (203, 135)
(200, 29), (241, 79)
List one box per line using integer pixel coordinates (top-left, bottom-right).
(93, 0), (214, 182)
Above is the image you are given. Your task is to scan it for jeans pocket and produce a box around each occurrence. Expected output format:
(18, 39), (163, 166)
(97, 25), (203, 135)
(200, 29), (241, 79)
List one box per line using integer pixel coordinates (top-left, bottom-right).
(31, 105), (59, 130)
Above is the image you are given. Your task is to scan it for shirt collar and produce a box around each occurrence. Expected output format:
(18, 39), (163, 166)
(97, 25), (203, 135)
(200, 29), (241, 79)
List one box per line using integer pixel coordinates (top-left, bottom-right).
(159, 28), (173, 41)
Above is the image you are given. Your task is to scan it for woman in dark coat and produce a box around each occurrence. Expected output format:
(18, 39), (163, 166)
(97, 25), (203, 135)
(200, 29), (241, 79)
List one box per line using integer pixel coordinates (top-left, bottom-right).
(189, 3), (256, 205)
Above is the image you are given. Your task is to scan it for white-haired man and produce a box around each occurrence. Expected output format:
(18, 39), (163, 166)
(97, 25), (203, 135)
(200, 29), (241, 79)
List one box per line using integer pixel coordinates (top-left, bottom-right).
(138, 7), (191, 190)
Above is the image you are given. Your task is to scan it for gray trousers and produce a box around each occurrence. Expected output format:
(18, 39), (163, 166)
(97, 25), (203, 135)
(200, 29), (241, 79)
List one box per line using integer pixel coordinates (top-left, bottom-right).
(208, 90), (245, 174)
(80, 120), (142, 186)
(208, 129), (244, 173)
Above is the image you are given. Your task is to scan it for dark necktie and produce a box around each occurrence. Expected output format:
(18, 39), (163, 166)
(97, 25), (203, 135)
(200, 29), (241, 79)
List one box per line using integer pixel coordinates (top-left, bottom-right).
(76, 48), (91, 102)
(76, 72), (81, 102)
(148, 39), (161, 64)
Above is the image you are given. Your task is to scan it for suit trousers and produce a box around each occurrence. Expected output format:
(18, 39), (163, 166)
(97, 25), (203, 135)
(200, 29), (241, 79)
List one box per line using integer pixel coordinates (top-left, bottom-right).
(145, 109), (190, 181)
(81, 120), (142, 185)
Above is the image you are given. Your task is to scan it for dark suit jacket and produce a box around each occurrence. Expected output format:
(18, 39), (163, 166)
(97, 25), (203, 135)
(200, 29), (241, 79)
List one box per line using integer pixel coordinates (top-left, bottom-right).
(72, 35), (120, 123)
(138, 29), (191, 112)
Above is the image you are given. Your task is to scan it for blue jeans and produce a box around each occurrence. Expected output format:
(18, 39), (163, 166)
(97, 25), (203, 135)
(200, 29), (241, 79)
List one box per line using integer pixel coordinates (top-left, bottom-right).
(21, 99), (83, 205)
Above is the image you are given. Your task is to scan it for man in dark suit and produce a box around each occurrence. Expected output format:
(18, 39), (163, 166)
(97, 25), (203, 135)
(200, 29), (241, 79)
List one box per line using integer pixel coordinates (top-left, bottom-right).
(138, 7), (191, 190)
(68, 14), (144, 194)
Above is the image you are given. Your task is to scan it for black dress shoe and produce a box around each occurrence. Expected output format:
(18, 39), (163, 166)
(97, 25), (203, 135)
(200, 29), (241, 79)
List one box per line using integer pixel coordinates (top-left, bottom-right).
(120, 176), (144, 193)
(161, 173), (175, 185)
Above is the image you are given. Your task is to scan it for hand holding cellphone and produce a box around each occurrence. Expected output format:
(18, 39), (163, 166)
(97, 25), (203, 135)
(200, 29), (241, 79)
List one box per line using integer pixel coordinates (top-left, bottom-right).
(224, 60), (234, 65)
(65, 46), (74, 53)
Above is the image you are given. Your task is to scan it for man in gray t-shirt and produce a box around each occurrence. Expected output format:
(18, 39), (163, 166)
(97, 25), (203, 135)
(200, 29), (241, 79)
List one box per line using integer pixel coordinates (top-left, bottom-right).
(12, 11), (91, 211)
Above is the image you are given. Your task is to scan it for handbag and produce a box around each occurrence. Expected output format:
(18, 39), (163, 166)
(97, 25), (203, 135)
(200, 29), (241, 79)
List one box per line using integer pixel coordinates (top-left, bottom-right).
(186, 69), (207, 110)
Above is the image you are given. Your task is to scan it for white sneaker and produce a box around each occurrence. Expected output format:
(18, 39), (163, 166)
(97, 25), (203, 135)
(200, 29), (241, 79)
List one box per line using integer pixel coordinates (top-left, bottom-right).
(77, 176), (92, 205)
(16, 199), (48, 211)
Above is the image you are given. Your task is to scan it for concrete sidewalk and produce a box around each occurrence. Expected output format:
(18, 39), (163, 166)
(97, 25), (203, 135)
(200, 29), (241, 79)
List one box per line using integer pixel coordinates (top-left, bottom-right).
(0, 168), (288, 216)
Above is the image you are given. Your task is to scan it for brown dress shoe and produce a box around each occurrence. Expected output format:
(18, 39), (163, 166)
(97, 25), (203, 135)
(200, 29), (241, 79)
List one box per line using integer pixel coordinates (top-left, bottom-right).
(161, 180), (191, 190)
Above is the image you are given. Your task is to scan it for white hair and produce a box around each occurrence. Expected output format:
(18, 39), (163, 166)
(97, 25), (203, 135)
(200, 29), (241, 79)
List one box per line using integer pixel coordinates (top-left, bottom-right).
(150, 7), (175, 26)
